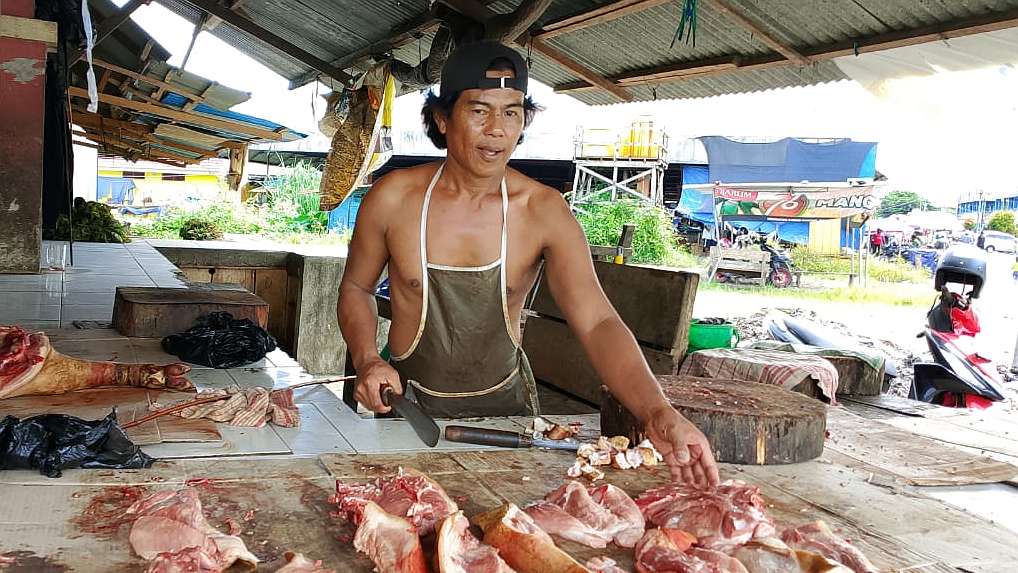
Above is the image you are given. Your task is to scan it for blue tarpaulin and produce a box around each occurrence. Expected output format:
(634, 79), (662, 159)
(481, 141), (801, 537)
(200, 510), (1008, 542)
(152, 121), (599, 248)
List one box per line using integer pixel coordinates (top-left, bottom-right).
(699, 137), (877, 184)
(97, 177), (136, 204)
(327, 187), (369, 233)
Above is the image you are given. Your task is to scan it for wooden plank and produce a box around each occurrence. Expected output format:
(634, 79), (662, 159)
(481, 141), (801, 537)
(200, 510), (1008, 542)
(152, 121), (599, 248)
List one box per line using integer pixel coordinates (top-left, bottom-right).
(708, 0), (808, 63)
(530, 261), (699, 352)
(66, 86), (283, 141)
(557, 6), (1018, 93)
(529, 37), (632, 102)
(210, 268), (255, 291)
(521, 316), (678, 403)
(825, 355), (883, 396)
(179, 267), (212, 283)
(181, 0), (352, 85)
(254, 268), (288, 338)
(536, 0), (671, 39)
(0, 14), (57, 46)
(90, 58), (205, 103)
(824, 407), (1017, 486)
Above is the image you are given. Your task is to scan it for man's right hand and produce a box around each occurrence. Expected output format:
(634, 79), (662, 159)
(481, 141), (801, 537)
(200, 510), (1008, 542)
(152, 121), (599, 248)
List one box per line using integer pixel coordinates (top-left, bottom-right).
(353, 358), (403, 414)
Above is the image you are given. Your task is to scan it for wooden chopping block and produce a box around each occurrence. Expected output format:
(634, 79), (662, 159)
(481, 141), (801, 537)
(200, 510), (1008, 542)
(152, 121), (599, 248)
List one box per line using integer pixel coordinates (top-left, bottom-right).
(112, 287), (269, 337)
(601, 375), (827, 465)
(825, 355), (884, 396)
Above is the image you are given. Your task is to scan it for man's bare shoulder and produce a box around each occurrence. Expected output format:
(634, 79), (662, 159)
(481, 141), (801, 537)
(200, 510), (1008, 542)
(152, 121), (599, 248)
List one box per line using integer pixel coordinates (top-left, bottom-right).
(506, 168), (569, 217)
(366, 162), (442, 205)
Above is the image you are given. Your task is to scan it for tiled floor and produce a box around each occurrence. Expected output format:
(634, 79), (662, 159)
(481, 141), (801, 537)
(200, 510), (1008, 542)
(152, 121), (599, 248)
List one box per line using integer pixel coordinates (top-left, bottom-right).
(0, 240), (187, 328)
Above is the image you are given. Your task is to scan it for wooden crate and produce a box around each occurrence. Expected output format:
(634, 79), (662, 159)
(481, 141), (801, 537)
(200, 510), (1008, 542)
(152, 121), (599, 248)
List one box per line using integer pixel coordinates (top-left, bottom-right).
(521, 262), (698, 404)
(112, 287), (269, 337)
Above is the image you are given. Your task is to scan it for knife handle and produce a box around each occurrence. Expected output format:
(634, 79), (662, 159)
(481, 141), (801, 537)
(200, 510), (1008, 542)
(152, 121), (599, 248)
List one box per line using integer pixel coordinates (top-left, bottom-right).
(444, 425), (531, 448)
(380, 385), (394, 407)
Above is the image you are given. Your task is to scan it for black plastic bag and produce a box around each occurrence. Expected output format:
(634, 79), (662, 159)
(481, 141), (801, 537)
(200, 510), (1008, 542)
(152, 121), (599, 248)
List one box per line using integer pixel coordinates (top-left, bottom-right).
(0, 411), (153, 478)
(161, 312), (277, 369)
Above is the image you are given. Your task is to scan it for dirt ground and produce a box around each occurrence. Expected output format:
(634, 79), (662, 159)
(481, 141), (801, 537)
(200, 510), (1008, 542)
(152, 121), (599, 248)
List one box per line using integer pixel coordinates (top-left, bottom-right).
(692, 251), (1018, 410)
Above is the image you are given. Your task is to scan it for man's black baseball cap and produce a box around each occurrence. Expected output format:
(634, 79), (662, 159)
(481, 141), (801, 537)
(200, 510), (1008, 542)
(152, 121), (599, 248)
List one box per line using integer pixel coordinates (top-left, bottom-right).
(440, 41), (528, 96)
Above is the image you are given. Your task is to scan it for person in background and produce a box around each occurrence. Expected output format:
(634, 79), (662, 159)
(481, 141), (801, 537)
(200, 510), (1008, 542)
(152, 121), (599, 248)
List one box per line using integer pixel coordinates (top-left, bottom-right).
(977, 230), (986, 249)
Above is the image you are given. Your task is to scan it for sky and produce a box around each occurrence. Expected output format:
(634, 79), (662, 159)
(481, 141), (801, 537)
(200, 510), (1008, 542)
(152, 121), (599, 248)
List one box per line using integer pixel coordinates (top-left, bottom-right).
(117, 1), (1018, 207)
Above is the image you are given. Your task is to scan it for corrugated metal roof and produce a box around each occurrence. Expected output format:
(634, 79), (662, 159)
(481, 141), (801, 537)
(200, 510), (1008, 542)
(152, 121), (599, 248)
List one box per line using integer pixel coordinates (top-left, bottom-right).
(146, 0), (1018, 103)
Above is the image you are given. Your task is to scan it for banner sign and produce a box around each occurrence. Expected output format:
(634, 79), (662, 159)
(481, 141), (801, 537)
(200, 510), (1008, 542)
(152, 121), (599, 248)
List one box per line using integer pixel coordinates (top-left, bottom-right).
(713, 185), (877, 220)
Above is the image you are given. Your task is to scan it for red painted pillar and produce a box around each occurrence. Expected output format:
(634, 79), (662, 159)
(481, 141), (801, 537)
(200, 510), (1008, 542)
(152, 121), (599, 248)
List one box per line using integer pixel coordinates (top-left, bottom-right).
(0, 0), (46, 273)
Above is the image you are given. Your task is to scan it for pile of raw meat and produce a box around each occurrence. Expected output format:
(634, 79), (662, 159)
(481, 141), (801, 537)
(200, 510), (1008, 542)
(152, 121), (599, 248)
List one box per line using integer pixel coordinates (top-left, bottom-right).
(124, 487), (332, 572)
(331, 469), (878, 573)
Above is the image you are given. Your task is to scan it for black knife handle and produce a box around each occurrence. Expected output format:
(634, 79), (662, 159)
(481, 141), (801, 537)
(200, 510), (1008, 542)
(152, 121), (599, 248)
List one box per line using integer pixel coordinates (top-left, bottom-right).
(444, 425), (530, 448)
(380, 385), (394, 407)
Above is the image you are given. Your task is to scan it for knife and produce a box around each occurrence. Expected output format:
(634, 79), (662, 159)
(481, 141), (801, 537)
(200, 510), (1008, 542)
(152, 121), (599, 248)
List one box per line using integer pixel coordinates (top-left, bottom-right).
(444, 425), (579, 451)
(381, 385), (440, 448)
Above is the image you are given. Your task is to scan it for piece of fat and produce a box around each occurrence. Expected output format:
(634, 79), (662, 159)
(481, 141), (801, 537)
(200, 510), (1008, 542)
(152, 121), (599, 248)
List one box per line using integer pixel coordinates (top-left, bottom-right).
(567, 461), (583, 478)
(609, 436), (630, 451)
(577, 443), (597, 460)
(625, 449), (644, 469)
(611, 451), (632, 470)
(590, 450), (613, 466)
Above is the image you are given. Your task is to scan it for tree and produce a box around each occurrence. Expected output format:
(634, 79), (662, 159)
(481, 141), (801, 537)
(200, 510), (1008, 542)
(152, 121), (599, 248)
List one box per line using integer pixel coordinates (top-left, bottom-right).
(876, 191), (933, 218)
(987, 211), (1017, 236)
(963, 218), (976, 231)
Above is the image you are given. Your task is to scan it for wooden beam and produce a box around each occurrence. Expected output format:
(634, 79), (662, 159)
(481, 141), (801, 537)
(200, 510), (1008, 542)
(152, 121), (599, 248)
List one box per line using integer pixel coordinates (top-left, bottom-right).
(485, 0), (553, 42)
(90, 58), (205, 102)
(181, 0), (352, 85)
(530, 37), (632, 101)
(0, 14), (57, 46)
(287, 14), (440, 89)
(67, 86), (283, 140)
(535, 0), (671, 40)
(97, 68), (113, 92)
(708, 0), (808, 64)
(202, 0), (247, 31)
(556, 6), (1018, 93)
(72, 110), (154, 135)
(70, 0), (149, 65)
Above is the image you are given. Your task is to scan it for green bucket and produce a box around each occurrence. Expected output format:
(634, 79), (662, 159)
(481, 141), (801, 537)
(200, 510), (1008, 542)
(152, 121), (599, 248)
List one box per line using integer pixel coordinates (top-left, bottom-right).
(688, 320), (740, 352)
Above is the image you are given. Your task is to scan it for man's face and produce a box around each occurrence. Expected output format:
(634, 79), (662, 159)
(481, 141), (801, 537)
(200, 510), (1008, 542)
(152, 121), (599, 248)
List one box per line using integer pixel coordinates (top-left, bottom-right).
(436, 69), (525, 178)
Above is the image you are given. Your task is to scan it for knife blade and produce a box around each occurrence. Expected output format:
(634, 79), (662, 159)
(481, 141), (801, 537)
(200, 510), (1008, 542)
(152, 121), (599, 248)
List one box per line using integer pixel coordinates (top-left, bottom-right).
(444, 425), (579, 452)
(381, 385), (440, 447)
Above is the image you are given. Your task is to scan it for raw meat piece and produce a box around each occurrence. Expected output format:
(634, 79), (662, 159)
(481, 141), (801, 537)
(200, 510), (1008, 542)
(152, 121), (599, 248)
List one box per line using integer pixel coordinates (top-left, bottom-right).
(586, 557), (629, 573)
(635, 530), (747, 573)
(126, 488), (258, 572)
(524, 501), (612, 548)
(732, 537), (854, 573)
(331, 468), (459, 535)
(152, 385), (300, 428)
(472, 503), (591, 573)
(546, 482), (626, 543)
(635, 480), (775, 549)
(353, 501), (428, 573)
(781, 521), (876, 573)
(275, 551), (334, 572)
(588, 484), (645, 548)
(436, 511), (516, 573)
(0, 326), (193, 399)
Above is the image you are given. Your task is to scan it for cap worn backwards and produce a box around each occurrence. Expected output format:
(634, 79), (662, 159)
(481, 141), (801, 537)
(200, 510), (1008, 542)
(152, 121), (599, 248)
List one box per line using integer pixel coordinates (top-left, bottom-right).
(440, 41), (529, 96)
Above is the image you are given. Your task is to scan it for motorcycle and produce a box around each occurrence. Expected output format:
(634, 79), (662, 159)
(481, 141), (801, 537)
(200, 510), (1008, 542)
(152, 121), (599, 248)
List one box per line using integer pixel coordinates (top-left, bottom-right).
(910, 245), (1007, 408)
(715, 230), (797, 289)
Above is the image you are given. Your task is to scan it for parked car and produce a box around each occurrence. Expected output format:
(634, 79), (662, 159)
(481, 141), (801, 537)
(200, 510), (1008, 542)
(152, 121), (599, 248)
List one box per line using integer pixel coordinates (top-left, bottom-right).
(981, 230), (1017, 253)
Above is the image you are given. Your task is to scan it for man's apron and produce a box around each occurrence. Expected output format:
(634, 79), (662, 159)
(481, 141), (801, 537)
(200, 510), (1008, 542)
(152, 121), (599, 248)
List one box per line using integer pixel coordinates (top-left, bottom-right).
(390, 164), (540, 418)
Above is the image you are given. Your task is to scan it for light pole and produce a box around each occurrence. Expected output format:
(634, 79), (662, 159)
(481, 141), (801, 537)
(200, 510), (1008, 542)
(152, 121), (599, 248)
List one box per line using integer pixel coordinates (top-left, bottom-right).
(976, 190), (985, 231)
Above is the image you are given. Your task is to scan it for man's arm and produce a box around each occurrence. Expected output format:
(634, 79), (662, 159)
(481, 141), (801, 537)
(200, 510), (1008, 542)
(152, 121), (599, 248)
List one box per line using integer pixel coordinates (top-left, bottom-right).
(536, 189), (719, 487)
(337, 177), (403, 413)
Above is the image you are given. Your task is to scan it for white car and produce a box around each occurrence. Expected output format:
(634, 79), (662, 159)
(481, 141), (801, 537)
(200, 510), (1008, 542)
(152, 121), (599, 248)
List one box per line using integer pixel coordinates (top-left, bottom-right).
(982, 230), (1017, 253)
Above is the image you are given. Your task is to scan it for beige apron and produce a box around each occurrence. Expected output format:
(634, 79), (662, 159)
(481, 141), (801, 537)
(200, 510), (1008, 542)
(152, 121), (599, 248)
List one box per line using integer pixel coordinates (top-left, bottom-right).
(390, 164), (540, 418)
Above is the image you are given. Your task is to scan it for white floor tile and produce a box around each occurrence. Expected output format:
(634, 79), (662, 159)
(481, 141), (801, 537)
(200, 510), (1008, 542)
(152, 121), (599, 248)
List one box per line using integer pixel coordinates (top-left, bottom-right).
(63, 276), (154, 292)
(1, 291), (62, 306)
(227, 367), (312, 390)
(273, 404), (355, 455)
(265, 348), (301, 368)
(60, 304), (113, 321)
(60, 291), (116, 306)
(4, 320), (60, 331)
(49, 338), (136, 362)
(130, 338), (185, 364)
(186, 368), (237, 391)
(45, 327), (126, 342)
(0, 273), (63, 292)
(141, 424), (291, 459)
(0, 304), (60, 321)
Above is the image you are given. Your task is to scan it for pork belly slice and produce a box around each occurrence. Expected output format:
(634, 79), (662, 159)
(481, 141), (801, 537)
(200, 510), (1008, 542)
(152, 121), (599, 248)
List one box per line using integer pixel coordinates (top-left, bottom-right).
(353, 501), (429, 573)
(781, 521), (877, 573)
(126, 488), (257, 572)
(634, 529), (747, 573)
(332, 467), (459, 536)
(436, 511), (516, 573)
(524, 501), (613, 548)
(473, 503), (592, 573)
(588, 484), (645, 548)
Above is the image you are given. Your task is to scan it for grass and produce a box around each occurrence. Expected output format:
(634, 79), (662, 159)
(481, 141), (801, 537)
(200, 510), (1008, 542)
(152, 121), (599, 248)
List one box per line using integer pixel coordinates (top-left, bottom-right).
(699, 280), (930, 307)
(790, 247), (928, 283)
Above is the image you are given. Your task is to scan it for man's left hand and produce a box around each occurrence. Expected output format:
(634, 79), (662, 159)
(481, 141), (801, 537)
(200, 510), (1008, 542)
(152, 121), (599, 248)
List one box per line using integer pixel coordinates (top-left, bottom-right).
(645, 405), (719, 488)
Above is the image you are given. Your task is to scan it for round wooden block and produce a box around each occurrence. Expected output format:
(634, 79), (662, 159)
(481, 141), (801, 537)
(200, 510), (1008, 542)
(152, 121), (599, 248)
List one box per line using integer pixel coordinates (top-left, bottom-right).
(663, 375), (826, 465)
(599, 376), (827, 466)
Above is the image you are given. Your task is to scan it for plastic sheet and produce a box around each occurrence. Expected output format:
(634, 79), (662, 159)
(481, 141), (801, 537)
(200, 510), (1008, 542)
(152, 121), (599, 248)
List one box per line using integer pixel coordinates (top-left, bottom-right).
(161, 312), (277, 369)
(0, 411), (153, 478)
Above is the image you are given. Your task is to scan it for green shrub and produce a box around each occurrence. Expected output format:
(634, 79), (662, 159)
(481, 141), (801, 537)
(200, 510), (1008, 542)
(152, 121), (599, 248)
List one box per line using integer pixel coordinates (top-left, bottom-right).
(263, 161), (328, 234)
(790, 246), (927, 283)
(575, 197), (692, 266)
(50, 198), (129, 243)
(987, 211), (1016, 236)
(179, 218), (223, 241)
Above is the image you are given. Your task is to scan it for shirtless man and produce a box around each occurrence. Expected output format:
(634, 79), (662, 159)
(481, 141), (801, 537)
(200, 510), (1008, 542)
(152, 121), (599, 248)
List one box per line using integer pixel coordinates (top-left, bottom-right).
(338, 41), (718, 486)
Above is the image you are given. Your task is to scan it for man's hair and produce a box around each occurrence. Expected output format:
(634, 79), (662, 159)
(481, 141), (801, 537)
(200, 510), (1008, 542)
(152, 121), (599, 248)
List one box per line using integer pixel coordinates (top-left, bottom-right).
(422, 57), (541, 149)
